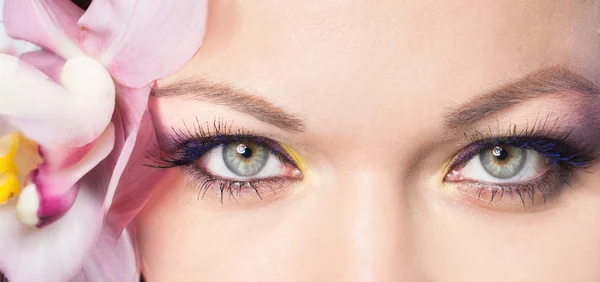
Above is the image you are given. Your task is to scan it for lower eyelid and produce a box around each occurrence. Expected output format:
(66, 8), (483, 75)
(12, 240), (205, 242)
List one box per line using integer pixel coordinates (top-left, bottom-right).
(180, 165), (298, 209)
(451, 183), (543, 212)
(447, 167), (569, 212)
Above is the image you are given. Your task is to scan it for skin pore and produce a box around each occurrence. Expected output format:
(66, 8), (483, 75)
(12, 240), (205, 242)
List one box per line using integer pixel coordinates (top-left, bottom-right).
(134, 1), (600, 281)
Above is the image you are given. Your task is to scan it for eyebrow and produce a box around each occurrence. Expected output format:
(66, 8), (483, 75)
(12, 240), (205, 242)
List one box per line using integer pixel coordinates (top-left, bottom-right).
(444, 67), (600, 128)
(151, 79), (306, 132)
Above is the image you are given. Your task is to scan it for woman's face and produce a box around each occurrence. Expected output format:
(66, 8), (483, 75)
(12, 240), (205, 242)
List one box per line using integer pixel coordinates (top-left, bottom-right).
(135, 1), (600, 281)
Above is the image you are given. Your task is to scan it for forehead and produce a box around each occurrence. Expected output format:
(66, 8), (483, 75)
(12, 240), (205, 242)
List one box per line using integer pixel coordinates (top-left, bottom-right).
(157, 1), (599, 139)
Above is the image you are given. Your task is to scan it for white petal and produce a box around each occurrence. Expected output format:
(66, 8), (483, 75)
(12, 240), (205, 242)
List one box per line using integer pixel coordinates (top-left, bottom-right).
(0, 182), (103, 282)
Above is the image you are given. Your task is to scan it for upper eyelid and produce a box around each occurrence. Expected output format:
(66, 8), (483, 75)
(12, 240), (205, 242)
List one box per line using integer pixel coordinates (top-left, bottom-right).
(448, 135), (594, 172)
(164, 134), (299, 168)
(148, 117), (305, 171)
(452, 116), (592, 164)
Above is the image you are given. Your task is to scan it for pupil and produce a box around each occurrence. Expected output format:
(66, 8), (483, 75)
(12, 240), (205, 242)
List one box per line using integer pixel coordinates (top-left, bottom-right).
(492, 146), (509, 161)
(240, 147), (253, 158)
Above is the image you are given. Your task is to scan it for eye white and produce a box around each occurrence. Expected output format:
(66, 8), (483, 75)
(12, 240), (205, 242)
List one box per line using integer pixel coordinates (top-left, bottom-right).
(460, 149), (549, 183)
(202, 145), (286, 180)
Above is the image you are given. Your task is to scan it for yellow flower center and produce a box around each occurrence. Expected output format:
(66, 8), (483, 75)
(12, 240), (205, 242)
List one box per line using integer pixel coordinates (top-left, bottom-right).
(0, 133), (20, 204)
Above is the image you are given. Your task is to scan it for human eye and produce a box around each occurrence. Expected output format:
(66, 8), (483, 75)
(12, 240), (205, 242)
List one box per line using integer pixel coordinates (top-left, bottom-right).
(443, 122), (597, 211)
(147, 118), (304, 204)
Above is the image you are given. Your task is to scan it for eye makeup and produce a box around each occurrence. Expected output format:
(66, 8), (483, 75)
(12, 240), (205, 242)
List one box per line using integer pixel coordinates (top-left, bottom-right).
(444, 116), (598, 210)
(149, 104), (600, 212)
(279, 143), (305, 173)
(147, 117), (304, 204)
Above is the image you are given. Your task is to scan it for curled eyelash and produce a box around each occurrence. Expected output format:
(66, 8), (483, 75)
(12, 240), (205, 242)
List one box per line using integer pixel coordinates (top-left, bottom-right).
(145, 117), (254, 168)
(448, 115), (598, 207)
(145, 117), (299, 202)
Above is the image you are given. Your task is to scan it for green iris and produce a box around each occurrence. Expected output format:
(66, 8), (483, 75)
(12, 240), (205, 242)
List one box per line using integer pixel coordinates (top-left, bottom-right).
(223, 142), (269, 177)
(479, 145), (527, 179)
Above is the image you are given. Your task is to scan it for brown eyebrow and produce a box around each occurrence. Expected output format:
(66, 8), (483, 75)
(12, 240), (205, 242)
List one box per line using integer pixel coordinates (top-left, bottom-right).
(151, 79), (306, 132)
(444, 67), (600, 128)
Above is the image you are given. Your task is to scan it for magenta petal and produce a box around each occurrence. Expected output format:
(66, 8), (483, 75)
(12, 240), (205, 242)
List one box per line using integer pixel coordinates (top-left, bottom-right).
(34, 182), (80, 228)
(29, 124), (115, 227)
(3, 0), (85, 59)
(0, 185), (103, 282)
(79, 0), (208, 88)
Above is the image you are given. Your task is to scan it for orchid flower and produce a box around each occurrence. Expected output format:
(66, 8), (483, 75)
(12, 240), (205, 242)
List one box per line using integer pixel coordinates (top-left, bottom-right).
(0, 0), (207, 281)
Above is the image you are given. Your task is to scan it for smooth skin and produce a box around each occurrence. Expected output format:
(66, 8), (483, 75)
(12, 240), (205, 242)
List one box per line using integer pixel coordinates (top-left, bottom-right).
(135, 1), (600, 281)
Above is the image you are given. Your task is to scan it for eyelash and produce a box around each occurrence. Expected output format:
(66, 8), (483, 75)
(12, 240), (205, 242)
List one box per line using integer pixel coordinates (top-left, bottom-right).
(146, 118), (299, 202)
(447, 119), (597, 207)
(147, 117), (597, 208)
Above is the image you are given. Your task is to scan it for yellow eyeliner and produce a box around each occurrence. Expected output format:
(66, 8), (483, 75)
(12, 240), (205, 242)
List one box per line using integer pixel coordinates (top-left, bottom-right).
(279, 142), (305, 173)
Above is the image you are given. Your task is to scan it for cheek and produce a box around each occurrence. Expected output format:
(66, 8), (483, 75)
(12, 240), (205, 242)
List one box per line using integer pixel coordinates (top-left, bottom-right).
(133, 169), (297, 281)
(417, 186), (600, 281)
(134, 171), (222, 281)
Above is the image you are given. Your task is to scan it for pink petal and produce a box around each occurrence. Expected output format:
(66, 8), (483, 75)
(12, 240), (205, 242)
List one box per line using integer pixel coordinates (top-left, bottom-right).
(3, 0), (85, 59)
(71, 228), (138, 282)
(105, 108), (167, 233)
(0, 54), (115, 146)
(19, 49), (64, 82)
(21, 124), (115, 227)
(96, 86), (151, 212)
(79, 0), (208, 88)
(0, 15), (40, 57)
(0, 182), (103, 282)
